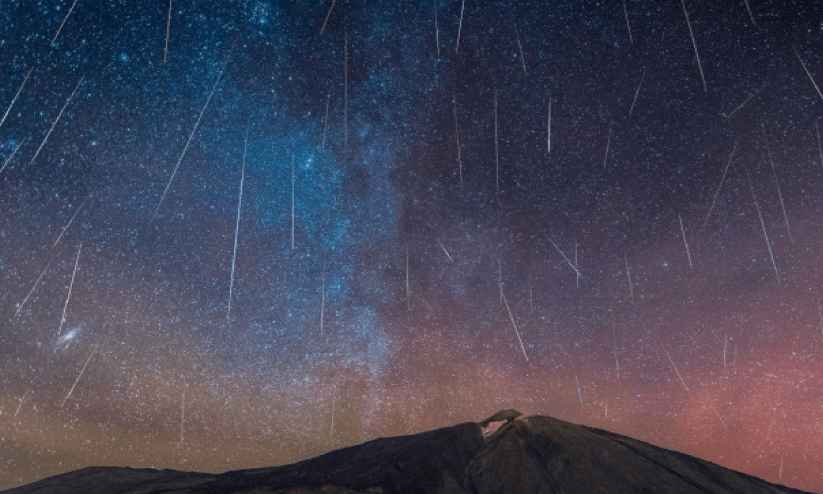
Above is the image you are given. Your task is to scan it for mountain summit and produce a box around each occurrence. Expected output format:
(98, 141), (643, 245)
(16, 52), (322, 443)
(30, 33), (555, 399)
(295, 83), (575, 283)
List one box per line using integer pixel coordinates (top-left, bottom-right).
(3, 410), (811, 494)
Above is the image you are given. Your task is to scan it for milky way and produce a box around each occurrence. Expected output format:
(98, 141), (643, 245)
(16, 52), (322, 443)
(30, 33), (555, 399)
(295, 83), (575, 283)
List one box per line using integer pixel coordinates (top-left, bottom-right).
(1, 1), (823, 491)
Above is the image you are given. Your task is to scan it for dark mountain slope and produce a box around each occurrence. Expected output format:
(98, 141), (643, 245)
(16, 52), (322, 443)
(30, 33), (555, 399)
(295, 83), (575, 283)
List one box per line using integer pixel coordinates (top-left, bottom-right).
(3, 410), (812, 494)
(195, 418), (485, 493)
(467, 414), (808, 494)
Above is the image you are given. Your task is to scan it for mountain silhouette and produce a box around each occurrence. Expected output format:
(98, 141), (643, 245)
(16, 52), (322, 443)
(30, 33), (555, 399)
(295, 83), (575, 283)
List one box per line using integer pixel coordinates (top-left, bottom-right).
(2, 410), (812, 494)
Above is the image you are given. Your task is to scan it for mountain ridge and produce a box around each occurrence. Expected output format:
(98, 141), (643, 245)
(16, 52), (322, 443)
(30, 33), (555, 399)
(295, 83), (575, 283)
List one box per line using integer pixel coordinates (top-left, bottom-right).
(3, 410), (813, 494)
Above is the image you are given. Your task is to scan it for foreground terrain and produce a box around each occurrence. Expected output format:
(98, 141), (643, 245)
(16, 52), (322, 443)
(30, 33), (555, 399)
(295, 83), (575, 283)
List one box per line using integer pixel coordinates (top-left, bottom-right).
(3, 410), (812, 494)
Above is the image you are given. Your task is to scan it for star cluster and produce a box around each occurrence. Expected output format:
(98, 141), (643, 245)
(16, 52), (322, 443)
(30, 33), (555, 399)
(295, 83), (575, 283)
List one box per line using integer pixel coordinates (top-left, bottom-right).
(2, 0), (823, 491)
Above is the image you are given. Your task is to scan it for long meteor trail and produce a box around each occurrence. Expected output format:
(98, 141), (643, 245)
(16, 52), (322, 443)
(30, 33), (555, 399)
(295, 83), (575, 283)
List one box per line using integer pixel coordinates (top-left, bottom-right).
(746, 168), (781, 285)
(53, 195), (89, 248)
(227, 128), (247, 320)
(502, 291), (528, 362)
(703, 139), (739, 228)
(545, 233), (583, 279)
(0, 67), (33, 130)
(31, 76), (84, 166)
(61, 347), (96, 408)
(58, 242), (82, 335)
(152, 36), (238, 221)
(681, 0), (707, 91)
(15, 260), (53, 319)
(794, 47), (823, 102)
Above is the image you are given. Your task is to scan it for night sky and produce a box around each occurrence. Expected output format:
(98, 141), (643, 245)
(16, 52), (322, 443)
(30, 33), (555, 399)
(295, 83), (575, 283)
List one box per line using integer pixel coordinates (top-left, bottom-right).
(1, 0), (823, 491)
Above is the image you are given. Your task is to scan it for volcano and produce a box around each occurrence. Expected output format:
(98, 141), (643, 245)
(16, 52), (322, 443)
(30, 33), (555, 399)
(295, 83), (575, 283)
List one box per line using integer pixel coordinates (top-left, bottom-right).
(2, 410), (811, 494)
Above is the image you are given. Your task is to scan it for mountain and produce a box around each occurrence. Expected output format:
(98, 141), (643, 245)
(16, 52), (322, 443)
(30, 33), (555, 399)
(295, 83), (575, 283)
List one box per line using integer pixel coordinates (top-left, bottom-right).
(2, 410), (812, 494)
